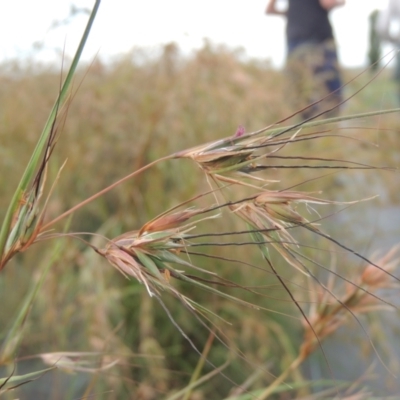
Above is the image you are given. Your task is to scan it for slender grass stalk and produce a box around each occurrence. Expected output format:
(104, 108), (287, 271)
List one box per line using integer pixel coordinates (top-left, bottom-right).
(182, 332), (215, 400)
(0, 0), (101, 266)
(255, 355), (303, 400)
(41, 154), (172, 231)
(166, 358), (230, 400)
(0, 219), (70, 363)
(0, 366), (56, 389)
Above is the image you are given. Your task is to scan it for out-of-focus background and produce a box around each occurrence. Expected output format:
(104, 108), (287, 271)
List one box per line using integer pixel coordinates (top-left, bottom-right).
(0, 0), (390, 68)
(1, 1), (400, 399)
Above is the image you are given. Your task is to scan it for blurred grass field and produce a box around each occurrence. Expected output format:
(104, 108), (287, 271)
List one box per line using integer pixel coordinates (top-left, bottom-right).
(1, 41), (400, 399)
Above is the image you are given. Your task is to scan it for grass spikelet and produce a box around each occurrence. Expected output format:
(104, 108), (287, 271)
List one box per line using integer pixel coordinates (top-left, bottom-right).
(138, 207), (210, 236)
(300, 244), (400, 360)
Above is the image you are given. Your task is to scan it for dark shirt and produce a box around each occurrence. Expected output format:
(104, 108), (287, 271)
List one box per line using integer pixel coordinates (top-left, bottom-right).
(286, 0), (333, 46)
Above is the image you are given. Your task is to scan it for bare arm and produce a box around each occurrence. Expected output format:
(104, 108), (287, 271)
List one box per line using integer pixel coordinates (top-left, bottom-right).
(319, 0), (345, 11)
(265, 0), (286, 16)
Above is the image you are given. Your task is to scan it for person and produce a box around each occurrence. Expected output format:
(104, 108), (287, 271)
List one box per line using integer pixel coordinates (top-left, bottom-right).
(266, 0), (345, 119)
(375, 0), (400, 103)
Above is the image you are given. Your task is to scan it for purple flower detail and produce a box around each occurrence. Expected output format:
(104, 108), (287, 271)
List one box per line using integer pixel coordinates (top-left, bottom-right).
(234, 125), (245, 138)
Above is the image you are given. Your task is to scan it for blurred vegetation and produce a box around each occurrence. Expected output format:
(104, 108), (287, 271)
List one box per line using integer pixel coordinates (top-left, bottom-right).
(1, 40), (400, 399)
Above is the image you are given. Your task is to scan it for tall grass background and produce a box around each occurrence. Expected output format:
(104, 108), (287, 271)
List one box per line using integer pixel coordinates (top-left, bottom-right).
(1, 5), (400, 399)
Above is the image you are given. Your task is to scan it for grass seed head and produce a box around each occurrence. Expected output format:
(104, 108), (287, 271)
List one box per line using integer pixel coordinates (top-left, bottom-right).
(361, 246), (400, 289)
(138, 208), (207, 236)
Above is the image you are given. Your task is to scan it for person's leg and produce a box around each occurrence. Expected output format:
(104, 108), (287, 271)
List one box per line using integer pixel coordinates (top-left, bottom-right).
(313, 39), (343, 118)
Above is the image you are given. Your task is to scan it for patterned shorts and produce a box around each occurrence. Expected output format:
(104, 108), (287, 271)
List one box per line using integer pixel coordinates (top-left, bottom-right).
(285, 39), (343, 119)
